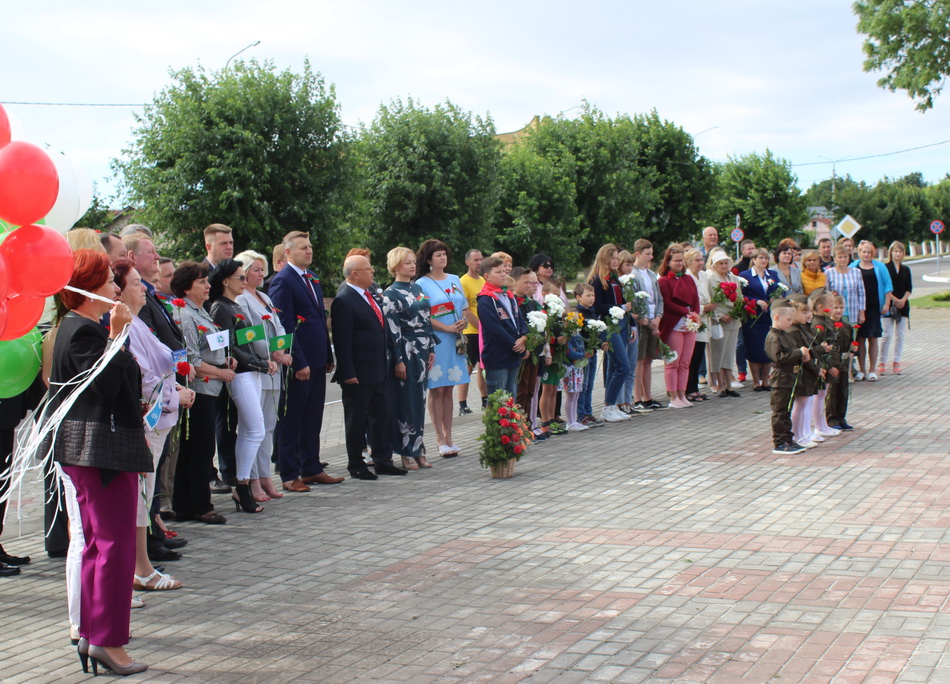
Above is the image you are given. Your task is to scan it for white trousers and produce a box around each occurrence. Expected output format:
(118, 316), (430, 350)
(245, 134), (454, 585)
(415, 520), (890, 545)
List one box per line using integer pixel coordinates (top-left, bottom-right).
(138, 426), (172, 527)
(880, 316), (908, 365)
(251, 388), (279, 480)
(57, 464), (83, 630)
(230, 372), (265, 481)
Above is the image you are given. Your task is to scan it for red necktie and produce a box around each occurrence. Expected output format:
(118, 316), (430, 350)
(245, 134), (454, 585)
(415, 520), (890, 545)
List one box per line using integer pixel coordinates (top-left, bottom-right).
(364, 290), (383, 326)
(302, 273), (319, 304)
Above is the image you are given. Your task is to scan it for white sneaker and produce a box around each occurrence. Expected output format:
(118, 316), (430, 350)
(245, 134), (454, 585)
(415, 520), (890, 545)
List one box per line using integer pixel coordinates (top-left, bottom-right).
(798, 439), (818, 448)
(818, 428), (840, 437)
(730, 380), (744, 389)
(601, 406), (629, 422)
(567, 422), (589, 432)
(809, 433), (826, 443)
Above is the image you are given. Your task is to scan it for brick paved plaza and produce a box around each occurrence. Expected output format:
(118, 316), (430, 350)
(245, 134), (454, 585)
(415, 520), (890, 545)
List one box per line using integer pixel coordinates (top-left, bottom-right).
(1, 308), (948, 682)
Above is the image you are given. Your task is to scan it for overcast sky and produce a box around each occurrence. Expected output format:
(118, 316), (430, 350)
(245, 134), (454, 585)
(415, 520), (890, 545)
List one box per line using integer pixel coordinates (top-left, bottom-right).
(3, 0), (949, 206)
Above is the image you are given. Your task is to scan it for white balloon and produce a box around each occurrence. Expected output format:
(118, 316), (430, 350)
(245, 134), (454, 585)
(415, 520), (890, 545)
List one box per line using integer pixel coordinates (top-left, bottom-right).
(72, 162), (95, 220)
(42, 149), (80, 234)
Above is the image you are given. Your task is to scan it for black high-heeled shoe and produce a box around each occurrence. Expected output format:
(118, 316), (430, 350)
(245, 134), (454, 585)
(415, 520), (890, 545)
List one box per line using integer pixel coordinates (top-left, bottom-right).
(87, 644), (148, 676)
(232, 483), (263, 513)
(77, 637), (89, 674)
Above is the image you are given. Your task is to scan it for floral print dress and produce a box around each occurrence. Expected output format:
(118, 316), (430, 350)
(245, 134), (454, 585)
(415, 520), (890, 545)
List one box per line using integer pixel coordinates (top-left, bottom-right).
(383, 281), (439, 458)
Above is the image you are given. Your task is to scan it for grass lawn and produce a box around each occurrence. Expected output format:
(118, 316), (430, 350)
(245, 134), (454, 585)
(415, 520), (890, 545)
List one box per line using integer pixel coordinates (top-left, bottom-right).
(909, 291), (950, 308)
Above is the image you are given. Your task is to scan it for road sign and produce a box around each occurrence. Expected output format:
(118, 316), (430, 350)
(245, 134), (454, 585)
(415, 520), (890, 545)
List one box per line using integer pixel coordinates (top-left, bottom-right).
(931, 220), (945, 235)
(730, 228), (744, 242)
(834, 215), (862, 239)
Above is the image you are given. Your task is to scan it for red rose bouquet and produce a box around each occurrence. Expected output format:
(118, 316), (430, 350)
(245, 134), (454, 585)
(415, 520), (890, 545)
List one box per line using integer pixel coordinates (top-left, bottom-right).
(478, 390), (532, 476)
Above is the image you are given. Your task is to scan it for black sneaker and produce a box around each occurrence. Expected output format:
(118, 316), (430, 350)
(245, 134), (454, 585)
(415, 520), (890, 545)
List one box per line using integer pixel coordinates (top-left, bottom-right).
(646, 399), (664, 410)
(772, 443), (805, 455)
(632, 402), (653, 412)
(458, 406), (473, 416)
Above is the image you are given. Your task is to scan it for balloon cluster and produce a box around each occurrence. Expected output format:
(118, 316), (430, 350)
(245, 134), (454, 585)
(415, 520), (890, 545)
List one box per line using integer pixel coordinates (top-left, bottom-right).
(0, 103), (89, 398)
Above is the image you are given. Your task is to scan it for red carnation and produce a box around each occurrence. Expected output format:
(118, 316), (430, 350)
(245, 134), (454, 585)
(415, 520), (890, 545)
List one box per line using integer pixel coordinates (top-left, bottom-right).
(262, 314), (272, 321)
(823, 308), (831, 313)
(201, 376), (210, 383)
(197, 325), (209, 333)
(853, 324), (861, 330)
(815, 325), (824, 331)
(506, 398), (514, 407)
(501, 435), (511, 445)
(235, 314), (245, 321)
(512, 434), (520, 443)
(497, 407), (508, 416)
(176, 362), (192, 376)
(499, 418), (510, 428)
(834, 322), (844, 329)
(297, 315), (306, 323)
(171, 298), (186, 308)
(513, 445), (524, 454)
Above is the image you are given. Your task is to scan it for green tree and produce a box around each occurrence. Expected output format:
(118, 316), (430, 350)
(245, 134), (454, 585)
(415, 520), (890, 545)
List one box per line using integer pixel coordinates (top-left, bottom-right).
(864, 176), (934, 244)
(357, 98), (501, 272)
(804, 174), (876, 223)
(494, 142), (583, 275)
(925, 177), (950, 224)
(115, 59), (356, 279)
(75, 190), (113, 232)
(854, 0), (950, 111)
(713, 150), (808, 248)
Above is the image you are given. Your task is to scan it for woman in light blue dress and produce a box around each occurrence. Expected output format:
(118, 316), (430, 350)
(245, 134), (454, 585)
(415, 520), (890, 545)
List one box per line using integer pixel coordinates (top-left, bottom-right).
(383, 247), (438, 469)
(414, 239), (468, 457)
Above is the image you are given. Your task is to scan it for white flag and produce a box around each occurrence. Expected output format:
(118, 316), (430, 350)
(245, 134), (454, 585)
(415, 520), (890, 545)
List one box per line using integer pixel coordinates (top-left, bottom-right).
(207, 331), (229, 351)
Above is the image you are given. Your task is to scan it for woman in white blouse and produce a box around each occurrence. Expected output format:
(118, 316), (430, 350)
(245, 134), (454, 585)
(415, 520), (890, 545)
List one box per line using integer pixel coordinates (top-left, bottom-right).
(235, 251), (294, 502)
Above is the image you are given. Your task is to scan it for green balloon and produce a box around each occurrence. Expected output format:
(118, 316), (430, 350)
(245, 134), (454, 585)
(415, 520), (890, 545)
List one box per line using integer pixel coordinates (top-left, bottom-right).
(0, 328), (43, 399)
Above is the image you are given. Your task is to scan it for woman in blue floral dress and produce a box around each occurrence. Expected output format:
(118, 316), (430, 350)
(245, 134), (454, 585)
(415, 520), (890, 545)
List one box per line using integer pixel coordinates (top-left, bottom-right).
(383, 247), (438, 469)
(414, 239), (469, 457)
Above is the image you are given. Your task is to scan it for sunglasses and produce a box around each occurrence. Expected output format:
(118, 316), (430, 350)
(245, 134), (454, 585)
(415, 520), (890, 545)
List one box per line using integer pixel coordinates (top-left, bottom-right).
(540, 263), (554, 269)
(229, 275), (247, 282)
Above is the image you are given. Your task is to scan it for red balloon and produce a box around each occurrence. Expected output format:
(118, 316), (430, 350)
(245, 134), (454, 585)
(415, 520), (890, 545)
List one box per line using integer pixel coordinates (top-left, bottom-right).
(0, 104), (10, 147)
(0, 141), (59, 226)
(0, 251), (8, 300)
(0, 299), (6, 335)
(0, 293), (43, 341)
(0, 224), (74, 297)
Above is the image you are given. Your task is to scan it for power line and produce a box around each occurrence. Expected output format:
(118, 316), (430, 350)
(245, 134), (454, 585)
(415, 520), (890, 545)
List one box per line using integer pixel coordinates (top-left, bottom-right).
(792, 139), (950, 167)
(0, 101), (148, 107)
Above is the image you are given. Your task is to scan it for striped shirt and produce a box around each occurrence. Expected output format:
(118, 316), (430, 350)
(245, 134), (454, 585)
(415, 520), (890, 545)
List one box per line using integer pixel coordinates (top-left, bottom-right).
(824, 267), (866, 323)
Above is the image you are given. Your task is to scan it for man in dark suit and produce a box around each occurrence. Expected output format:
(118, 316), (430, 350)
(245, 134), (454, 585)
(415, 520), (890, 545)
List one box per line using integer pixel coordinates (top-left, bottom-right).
(269, 231), (344, 492)
(331, 255), (406, 479)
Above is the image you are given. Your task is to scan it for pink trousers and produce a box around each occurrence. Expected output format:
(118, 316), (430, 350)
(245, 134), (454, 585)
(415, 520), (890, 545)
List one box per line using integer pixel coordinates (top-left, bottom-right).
(62, 466), (137, 648)
(663, 330), (696, 394)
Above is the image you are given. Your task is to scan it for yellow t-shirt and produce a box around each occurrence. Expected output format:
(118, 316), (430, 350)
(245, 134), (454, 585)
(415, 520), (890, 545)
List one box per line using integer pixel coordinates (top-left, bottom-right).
(460, 273), (484, 334)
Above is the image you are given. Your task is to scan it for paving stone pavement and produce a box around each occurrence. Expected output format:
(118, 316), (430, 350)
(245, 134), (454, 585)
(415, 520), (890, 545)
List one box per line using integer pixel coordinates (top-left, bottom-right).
(1, 309), (949, 683)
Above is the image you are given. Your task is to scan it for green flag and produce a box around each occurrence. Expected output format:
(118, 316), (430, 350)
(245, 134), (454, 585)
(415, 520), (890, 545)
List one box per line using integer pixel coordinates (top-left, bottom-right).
(269, 333), (293, 352)
(235, 324), (265, 346)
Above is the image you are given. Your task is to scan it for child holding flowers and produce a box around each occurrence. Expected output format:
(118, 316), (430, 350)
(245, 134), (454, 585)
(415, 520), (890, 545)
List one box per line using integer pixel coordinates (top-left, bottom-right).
(808, 293), (842, 440)
(559, 306), (592, 432)
(787, 296), (824, 449)
(765, 301), (810, 454)
(539, 283), (569, 434)
(825, 295), (855, 431)
(511, 268), (546, 438)
(575, 283), (608, 427)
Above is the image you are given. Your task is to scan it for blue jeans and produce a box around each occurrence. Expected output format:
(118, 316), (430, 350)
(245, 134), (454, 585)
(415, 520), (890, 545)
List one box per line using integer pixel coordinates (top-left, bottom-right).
(621, 330), (639, 405)
(580, 354), (597, 418)
(603, 324), (630, 406)
(486, 366), (519, 399)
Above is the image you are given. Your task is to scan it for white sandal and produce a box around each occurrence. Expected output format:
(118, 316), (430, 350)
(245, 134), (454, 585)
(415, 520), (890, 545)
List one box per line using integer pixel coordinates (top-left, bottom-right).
(133, 569), (182, 591)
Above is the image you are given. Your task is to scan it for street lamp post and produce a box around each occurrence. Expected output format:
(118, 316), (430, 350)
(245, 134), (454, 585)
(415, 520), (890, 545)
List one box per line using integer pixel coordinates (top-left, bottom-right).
(225, 41), (261, 69)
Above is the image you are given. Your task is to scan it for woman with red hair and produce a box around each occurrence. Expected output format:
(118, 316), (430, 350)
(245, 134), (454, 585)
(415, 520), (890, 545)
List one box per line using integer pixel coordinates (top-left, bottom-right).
(50, 249), (151, 675)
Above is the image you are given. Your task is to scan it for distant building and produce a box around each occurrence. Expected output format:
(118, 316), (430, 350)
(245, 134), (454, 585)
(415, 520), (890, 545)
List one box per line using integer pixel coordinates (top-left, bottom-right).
(802, 216), (833, 245)
(495, 116), (540, 146)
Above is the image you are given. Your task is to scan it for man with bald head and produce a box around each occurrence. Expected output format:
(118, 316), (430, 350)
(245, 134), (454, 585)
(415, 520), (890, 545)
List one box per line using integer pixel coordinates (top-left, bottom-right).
(331, 255), (405, 479)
